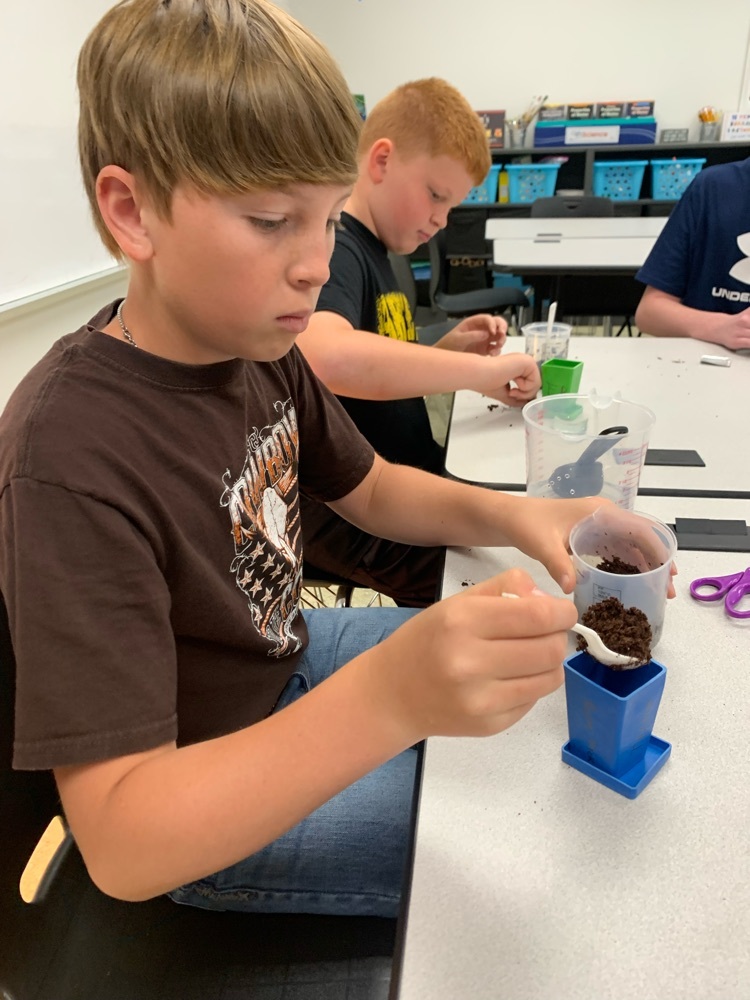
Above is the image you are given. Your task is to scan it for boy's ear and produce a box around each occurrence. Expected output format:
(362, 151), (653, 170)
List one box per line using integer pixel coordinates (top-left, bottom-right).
(366, 138), (394, 184)
(95, 166), (155, 262)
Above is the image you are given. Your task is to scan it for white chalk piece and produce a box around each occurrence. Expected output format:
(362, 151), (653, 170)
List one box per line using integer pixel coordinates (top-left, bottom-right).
(700, 355), (731, 367)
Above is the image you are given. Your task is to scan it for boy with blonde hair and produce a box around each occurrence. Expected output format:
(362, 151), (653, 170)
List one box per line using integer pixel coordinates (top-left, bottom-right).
(298, 78), (538, 606)
(0, 0), (597, 918)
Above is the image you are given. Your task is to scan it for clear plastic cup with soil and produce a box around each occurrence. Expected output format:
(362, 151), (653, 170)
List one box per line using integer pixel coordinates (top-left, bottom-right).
(569, 507), (677, 648)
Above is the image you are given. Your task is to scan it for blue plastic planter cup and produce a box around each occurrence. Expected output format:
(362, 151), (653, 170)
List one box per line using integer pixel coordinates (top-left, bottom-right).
(562, 650), (671, 798)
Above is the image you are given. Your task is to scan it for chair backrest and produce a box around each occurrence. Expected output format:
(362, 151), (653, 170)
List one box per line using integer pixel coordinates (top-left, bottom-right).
(0, 593), (77, 998)
(387, 252), (418, 316)
(530, 196), (614, 218)
(427, 230), (449, 301)
(1, 594), (63, 888)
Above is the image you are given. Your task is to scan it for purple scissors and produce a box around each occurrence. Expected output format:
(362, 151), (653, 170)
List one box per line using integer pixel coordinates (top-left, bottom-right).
(690, 567), (750, 620)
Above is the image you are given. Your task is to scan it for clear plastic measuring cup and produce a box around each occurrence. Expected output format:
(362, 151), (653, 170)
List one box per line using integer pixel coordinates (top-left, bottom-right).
(522, 322), (572, 365)
(569, 507), (677, 647)
(522, 392), (655, 509)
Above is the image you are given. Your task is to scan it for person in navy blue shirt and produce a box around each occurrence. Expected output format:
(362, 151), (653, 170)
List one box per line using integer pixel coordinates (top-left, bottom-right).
(635, 157), (750, 351)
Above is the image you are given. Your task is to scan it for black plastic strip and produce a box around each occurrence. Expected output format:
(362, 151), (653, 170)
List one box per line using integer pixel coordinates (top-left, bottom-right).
(645, 449), (706, 467)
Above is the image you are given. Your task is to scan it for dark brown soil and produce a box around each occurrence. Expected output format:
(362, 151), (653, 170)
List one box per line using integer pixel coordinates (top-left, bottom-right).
(597, 555), (640, 575)
(576, 596), (652, 669)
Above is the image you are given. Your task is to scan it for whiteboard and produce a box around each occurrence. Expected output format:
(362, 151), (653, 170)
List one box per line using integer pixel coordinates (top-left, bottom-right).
(0, 1), (118, 307)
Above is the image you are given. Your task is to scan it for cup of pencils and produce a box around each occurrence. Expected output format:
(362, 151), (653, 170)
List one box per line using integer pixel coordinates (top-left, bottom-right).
(507, 94), (548, 148)
(698, 106), (721, 142)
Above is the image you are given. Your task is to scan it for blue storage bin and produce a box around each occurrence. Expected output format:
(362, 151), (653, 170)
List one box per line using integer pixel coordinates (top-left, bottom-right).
(592, 160), (648, 200)
(462, 164), (501, 204)
(506, 162), (561, 203)
(650, 158), (706, 200)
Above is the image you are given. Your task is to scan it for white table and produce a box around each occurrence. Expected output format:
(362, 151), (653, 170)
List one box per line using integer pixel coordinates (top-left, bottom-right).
(485, 216), (667, 274)
(493, 237), (657, 270)
(394, 502), (750, 1000)
(486, 217), (667, 272)
(486, 216), (667, 321)
(485, 217), (668, 242)
(444, 336), (750, 496)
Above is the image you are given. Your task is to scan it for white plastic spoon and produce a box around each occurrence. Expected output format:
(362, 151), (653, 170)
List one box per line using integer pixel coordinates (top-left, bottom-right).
(546, 300), (558, 335)
(569, 623), (639, 668)
(500, 592), (639, 669)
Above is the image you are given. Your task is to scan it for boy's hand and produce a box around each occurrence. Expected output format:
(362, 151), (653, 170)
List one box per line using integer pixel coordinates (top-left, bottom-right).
(435, 314), (507, 355)
(480, 352), (540, 406)
(502, 496), (610, 593)
(362, 568), (575, 742)
(500, 496), (678, 598)
(708, 306), (750, 351)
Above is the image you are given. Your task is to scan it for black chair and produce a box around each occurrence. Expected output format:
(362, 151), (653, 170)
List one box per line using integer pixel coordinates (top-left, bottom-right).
(0, 594), (395, 1000)
(427, 230), (529, 328)
(529, 195), (639, 336)
(530, 195), (614, 218)
(388, 252), (456, 346)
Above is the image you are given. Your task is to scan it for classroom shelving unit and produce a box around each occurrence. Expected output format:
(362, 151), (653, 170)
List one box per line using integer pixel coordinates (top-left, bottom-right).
(438, 140), (750, 292)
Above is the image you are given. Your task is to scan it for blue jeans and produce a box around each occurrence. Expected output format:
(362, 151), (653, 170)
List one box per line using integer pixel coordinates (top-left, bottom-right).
(169, 606), (419, 918)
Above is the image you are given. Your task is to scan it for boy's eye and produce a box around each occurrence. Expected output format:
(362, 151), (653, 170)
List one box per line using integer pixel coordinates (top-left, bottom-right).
(248, 217), (286, 232)
(429, 189), (443, 202)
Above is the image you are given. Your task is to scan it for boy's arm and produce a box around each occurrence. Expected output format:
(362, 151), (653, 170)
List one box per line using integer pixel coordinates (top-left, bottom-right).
(297, 312), (539, 405)
(55, 569), (575, 903)
(430, 313), (507, 355)
(54, 656), (412, 903)
(329, 456), (607, 594)
(635, 286), (750, 350)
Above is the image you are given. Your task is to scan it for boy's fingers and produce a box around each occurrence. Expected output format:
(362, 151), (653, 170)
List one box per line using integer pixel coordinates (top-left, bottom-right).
(493, 657), (565, 701)
(449, 590), (577, 641)
(509, 545), (574, 595)
(481, 634), (569, 679)
(483, 678), (563, 732)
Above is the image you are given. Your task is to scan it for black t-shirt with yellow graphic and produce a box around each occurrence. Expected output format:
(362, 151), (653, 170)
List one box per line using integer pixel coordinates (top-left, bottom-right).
(316, 213), (444, 473)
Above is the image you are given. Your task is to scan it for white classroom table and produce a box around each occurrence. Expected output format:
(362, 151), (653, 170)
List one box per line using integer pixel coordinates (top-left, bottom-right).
(485, 217), (668, 242)
(444, 336), (750, 496)
(486, 216), (667, 272)
(486, 216), (667, 322)
(394, 496), (750, 1000)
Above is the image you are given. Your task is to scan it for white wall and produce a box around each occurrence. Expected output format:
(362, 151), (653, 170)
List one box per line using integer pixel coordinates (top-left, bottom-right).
(3, 0), (749, 403)
(0, 270), (128, 411)
(291, 0), (750, 138)
(0, 1), (120, 308)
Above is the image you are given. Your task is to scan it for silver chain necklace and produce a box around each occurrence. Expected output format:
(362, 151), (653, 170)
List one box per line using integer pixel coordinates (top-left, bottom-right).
(116, 300), (138, 348)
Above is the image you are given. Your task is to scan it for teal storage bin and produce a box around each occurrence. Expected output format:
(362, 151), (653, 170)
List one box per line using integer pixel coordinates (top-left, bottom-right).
(506, 163), (561, 203)
(650, 158), (706, 200)
(592, 160), (648, 200)
(462, 164), (501, 204)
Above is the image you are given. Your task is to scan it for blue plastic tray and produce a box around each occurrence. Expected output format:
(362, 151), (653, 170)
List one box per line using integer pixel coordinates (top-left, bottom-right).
(562, 735), (672, 799)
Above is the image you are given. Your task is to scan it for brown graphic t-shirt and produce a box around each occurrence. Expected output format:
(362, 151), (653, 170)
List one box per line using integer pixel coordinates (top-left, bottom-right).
(0, 303), (375, 770)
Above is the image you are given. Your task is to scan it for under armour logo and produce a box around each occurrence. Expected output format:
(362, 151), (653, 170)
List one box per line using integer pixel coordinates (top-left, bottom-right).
(728, 231), (750, 284)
